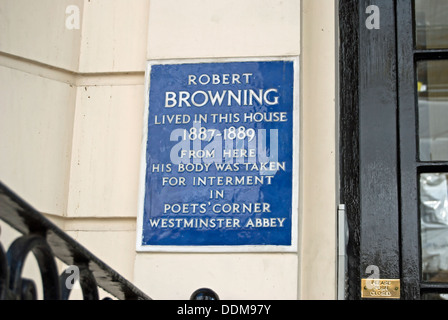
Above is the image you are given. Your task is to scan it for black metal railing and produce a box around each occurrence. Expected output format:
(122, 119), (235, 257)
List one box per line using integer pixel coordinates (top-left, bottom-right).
(0, 181), (220, 300)
(0, 180), (151, 300)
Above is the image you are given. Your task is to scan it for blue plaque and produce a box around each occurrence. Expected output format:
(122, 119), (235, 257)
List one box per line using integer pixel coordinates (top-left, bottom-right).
(137, 58), (298, 251)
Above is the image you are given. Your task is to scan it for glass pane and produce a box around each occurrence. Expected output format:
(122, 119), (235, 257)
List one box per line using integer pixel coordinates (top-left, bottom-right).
(415, 0), (448, 49)
(420, 173), (448, 282)
(418, 60), (448, 161)
(422, 293), (448, 300)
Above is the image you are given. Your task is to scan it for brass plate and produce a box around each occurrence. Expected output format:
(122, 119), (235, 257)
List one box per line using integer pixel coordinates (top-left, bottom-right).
(361, 279), (400, 299)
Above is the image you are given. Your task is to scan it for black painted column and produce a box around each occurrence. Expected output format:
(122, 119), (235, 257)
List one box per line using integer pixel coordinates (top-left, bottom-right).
(358, 0), (401, 292)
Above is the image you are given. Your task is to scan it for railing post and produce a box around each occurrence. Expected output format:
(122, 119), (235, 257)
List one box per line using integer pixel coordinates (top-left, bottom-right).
(190, 288), (219, 300)
(0, 237), (8, 300)
(6, 234), (61, 300)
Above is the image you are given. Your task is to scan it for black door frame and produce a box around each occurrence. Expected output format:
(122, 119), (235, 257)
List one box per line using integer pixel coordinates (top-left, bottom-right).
(341, 0), (448, 300)
(397, 0), (448, 298)
(396, 0), (420, 300)
(340, 0), (401, 300)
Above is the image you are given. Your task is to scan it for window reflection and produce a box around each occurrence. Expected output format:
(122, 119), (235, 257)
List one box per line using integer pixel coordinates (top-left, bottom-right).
(415, 0), (448, 49)
(422, 293), (448, 300)
(418, 60), (448, 161)
(420, 173), (448, 282)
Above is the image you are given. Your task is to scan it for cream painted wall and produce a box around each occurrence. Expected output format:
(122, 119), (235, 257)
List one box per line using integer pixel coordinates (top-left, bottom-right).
(133, 0), (337, 300)
(0, 0), (337, 300)
(0, 0), (150, 290)
(0, 0), (83, 71)
(147, 0), (301, 59)
(300, 0), (337, 300)
(78, 0), (149, 73)
(0, 0), (149, 73)
(134, 0), (303, 300)
(0, 66), (76, 215)
(67, 84), (145, 219)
